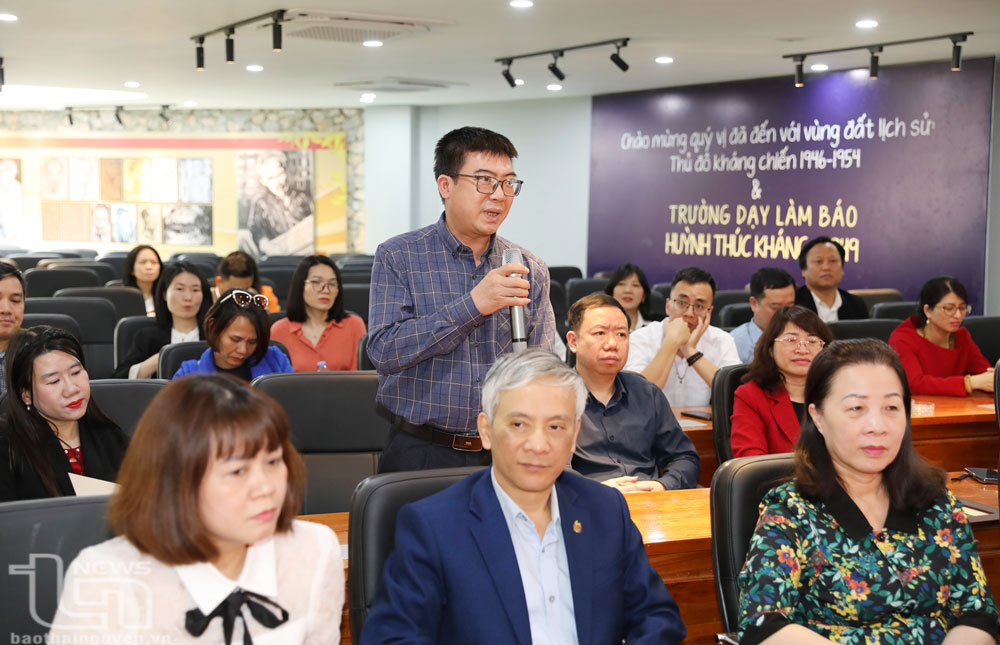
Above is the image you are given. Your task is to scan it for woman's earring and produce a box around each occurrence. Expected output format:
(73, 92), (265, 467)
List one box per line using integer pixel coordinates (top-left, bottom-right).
(25, 403), (31, 411)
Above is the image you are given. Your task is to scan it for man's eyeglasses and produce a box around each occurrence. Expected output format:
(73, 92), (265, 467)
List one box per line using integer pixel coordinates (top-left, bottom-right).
(305, 278), (339, 292)
(671, 299), (709, 314)
(220, 289), (269, 310)
(935, 303), (972, 316)
(455, 174), (524, 197)
(774, 335), (825, 350)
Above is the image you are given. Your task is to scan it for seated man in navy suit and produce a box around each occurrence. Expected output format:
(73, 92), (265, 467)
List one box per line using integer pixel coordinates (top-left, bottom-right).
(361, 349), (686, 644)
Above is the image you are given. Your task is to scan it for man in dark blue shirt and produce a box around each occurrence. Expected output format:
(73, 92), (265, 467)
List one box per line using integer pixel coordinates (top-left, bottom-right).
(567, 293), (700, 491)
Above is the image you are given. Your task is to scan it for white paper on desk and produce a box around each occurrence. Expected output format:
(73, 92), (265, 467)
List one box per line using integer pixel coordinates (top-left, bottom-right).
(69, 473), (119, 496)
(978, 403), (995, 409)
(678, 418), (706, 428)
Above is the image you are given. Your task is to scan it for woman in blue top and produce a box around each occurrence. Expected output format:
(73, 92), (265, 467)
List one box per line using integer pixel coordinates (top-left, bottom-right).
(173, 288), (292, 382)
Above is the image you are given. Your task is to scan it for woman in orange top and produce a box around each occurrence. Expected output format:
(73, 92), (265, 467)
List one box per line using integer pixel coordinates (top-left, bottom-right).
(270, 255), (366, 371)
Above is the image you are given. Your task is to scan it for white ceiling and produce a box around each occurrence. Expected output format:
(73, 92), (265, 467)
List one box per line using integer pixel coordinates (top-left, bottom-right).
(0, 0), (998, 110)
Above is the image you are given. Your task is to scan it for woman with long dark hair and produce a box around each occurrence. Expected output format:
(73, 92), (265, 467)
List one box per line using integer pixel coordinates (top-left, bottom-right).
(113, 261), (212, 379)
(737, 339), (998, 644)
(0, 326), (128, 501)
(889, 275), (993, 396)
(122, 244), (163, 316)
(270, 255), (366, 371)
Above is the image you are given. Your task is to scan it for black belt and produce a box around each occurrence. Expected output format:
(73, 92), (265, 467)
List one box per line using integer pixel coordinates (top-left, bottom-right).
(396, 420), (484, 452)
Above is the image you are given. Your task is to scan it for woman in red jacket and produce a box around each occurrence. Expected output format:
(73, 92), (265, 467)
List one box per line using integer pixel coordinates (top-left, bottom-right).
(730, 306), (832, 457)
(888, 276), (993, 396)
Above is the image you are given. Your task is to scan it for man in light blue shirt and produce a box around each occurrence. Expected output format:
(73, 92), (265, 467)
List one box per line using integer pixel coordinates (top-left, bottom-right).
(729, 267), (796, 364)
(363, 350), (686, 644)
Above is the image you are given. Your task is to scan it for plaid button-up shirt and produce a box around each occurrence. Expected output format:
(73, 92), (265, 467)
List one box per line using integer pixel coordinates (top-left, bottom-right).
(368, 214), (557, 434)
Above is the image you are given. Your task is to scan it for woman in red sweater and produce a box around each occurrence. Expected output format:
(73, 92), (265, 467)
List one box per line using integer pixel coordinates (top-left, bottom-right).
(888, 276), (993, 396)
(730, 305), (832, 457)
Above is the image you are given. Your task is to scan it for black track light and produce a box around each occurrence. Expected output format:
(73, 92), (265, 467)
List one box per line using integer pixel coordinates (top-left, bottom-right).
(225, 28), (235, 64)
(114, 106), (124, 126)
(0, 58), (4, 93)
(610, 43), (628, 72)
(794, 57), (805, 88)
(548, 53), (565, 81)
(950, 34), (967, 71)
(159, 105), (170, 123)
(66, 107), (73, 126)
(272, 21), (282, 52)
(196, 37), (205, 71)
(868, 46), (882, 79)
(501, 60), (516, 88)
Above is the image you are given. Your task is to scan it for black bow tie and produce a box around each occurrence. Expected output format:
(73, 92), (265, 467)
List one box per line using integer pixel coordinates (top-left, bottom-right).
(185, 589), (289, 645)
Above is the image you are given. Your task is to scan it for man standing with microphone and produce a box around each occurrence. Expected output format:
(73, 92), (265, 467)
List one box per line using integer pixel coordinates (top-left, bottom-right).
(369, 126), (557, 472)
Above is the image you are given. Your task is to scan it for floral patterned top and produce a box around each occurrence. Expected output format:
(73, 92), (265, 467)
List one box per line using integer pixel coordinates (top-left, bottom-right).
(737, 481), (999, 645)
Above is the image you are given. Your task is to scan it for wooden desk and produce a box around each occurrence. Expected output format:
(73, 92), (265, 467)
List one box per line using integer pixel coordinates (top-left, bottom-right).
(304, 474), (999, 645)
(678, 394), (999, 489)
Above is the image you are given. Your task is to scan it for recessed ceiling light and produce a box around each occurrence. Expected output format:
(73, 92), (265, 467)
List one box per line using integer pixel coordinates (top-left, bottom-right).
(123, 81), (140, 88)
(655, 56), (674, 65)
(510, 0), (534, 8)
(546, 83), (562, 91)
(514, 78), (524, 86)
(363, 40), (383, 48)
(0, 13), (18, 22)
(183, 100), (198, 107)
(246, 64), (264, 72)
(810, 63), (829, 72)
(360, 92), (376, 103)
(856, 19), (878, 29)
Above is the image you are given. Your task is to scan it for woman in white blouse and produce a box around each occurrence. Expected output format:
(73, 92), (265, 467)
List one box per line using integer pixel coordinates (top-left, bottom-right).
(50, 374), (344, 644)
(112, 261), (211, 379)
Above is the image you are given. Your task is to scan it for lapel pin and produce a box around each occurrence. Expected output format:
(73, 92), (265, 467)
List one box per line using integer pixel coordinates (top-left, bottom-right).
(573, 520), (582, 534)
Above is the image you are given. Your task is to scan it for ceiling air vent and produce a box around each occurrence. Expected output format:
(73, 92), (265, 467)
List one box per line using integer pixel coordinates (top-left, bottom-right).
(333, 77), (467, 93)
(280, 9), (452, 44)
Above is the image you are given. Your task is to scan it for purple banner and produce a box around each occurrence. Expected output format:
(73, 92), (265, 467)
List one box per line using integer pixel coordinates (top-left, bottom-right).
(589, 58), (995, 311)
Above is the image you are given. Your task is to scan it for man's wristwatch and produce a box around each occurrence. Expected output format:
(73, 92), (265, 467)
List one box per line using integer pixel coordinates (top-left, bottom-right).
(686, 351), (704, 366)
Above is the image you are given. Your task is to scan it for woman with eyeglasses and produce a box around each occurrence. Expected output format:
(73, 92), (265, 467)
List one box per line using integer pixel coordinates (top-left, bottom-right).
(888, 276), (993, 396)
(730, 305), (833, 457)
(270, 255), (366, 372)
(173, 287), (292, 381)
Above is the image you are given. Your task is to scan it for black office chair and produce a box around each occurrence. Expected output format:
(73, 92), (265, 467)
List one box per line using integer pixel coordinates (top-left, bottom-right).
(358, 333), (376, 371)
(710, 454), (795, 635)
(252, 372), (390, 514)
(259, 255), (304, 266)
(95, 254), (126, 280)
(646, 289), (667, 321)
(651, 281), (674, 300)
(54, 286), (146, 320)
(340, 269), (372, 285)
(112, 316), (160, 367)
(23, 267), (100, 297)
(7, 253), (64, 271)
(547, 265), (583, 289)
(21, 313), (82, 341)
(828, 319), (899, 343)
(268, 311), (287, 326)
(549, 281), (569, 342)
(0, 495), (114, 639)
(870, 301), (918, 320)
(963, 316), (1000, 366)
(719, 303), (753, 329)
(711, 290), (751, 328)
(336, 255), (375, 271)
(90, 379), (168, 436)
(38, 260), (117, 285)
(259, 266), (296, 305)
(710, 364), (749, 464)
(343, 284), (371, 326)
(158, 340), (292, 379)
(348, 467), (484, 642)
(565, 277), (608, 308)
(24, 297), (117, 379)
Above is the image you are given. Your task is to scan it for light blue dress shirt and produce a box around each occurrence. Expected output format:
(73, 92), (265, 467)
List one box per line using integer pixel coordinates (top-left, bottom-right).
(730, 319), (764, 364)
(491, 468), (579, 645)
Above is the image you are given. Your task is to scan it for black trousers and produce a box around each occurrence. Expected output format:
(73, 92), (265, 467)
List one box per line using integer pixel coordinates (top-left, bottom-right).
(377, 425), (491, 473)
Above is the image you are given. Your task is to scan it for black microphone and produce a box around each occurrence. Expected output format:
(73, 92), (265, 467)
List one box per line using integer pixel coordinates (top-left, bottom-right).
(502, 247), (528, 354)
